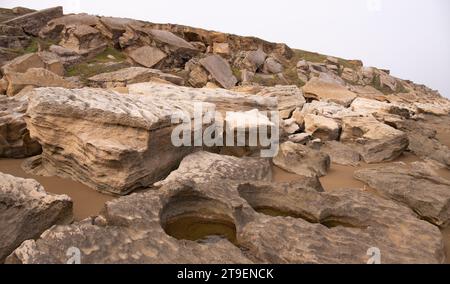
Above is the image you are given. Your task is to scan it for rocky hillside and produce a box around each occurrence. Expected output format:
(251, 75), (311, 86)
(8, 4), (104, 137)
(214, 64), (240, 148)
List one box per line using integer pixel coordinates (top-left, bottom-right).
(1, 6), (450, 264)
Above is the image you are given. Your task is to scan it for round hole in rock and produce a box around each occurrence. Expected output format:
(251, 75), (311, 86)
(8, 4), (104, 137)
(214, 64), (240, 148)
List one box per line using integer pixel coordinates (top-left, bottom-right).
(160, 190), (238, 245)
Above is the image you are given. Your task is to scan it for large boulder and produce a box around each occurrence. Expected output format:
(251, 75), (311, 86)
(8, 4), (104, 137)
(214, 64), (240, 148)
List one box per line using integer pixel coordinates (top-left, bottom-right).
(1, 52), (64, 76)
(340, 116), (409, 163)
(304, 114), (340, 141)
(88, 67), (185, 88)
(0, 95), (41, 158)
(59, 24), (108, 59)
(2, 6), (63, 36)
(355, 162), (450, 227)
(127, 82), (277, 113)
(254, 85), (306, 119)
(0, 172), (73, 263)
(5, 68), (75, 96)
(200, 55), (237, 89)
(273, 141), (330, 177)
(39, 13), (101, 40)
(23, 87), (216, 195)
(303, 77), (357, 107)
(319, 141), (362, 167)
(127, 46), (167, 68)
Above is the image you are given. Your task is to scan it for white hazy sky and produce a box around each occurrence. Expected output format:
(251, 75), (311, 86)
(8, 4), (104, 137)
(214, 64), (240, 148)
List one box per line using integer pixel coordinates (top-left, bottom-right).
(2, 0), (450, 98)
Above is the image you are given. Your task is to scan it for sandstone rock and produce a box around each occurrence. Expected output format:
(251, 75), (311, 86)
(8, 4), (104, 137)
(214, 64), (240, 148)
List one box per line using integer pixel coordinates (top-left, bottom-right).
(24, 87), (216, 195)
(326, 56), (339, 65)
(282, 118), (300, 134)
(2, 7), (63, 36)
(379, 71), (398, 92)
(0, 48), (20, 68)
(88, 67), (185, 87)
(304, 114), (340, 141)
(1, 52), (64, 76)
(59, 24), (108, 59)
(200, 55), (237, 89)
(415, 103), (449, 116)
(5, 68), (75, 96)
(127, 82), (277, 113)
(243, 48), (267, 72)
(0, 172), (72, 262)
(273, 142), (330, 177)
(254, 85), (306, 119)
(0, 96), (41, 158)
(155, 151), (271, 188)
(288, 133), (312, 145)
(303, 77), (357, 107)
(341, 67), (359, 83)
(340, 116), (408, 163)
(355, 163), (450, 226)
(146, 29), (197, 52)
(6, 158), (444, 264)
(320, 141), (361, 166)
(48, 45), (83, 67)
(98, 17), (138, 43)
(292, 101), (358, 126)
(349, 85), (387, 101)
(238, 183), (444, 264)
(0, 24), (31, 49)
(351, 97), (411, 119)
(0, 78), (7, 95)
(127, 46), (167, 68)
(187, 65), (208, 87)
(39, 13), (101, 40)
(213, 42), (230, 56)
(262, 57), (283, 74)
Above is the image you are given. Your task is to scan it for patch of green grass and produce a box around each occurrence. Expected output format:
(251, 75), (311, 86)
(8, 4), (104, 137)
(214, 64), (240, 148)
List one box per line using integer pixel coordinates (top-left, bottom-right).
(292, 49), (328, 64)
(283, 67), (305, 87)
(23, 38), (39, 54)
(231, 67), (242, 81)
(66, 46), (129, 82)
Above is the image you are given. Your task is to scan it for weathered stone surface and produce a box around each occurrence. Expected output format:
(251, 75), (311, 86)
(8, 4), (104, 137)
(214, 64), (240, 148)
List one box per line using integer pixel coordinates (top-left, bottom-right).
(355, 162), (450, 227)
(304, 114), (340, 141)
(155, 151), (271, 188)
(351, 97), (411, 119)
(0, 172), (72, 262)
(281, 118), (300, 134)
(340, 116), (409, 163)
(39, 13), (101, 40)
(254, 85), (306, 119)
(127, 82), (277, 113)
(0, 95), (41, 158)
(127, 46), (167, 68)
(1, 52), (64, 76)
(213, 42), (230, 56)
(262, 57), (283, 74)
(320, 141), (361, 166)
(59, 24), (108, 58)
(273, 142), (330, 177)
(0, 24), (30, 49)
(187, 65), (208, 87)
(200, 55), (237, 89)
(303, 77), (357, 107)
(237, 183), (444, 264)
(88, 67), (185, 88)
(5, 68), (75, 96)
(294, 101), (358, 123)
(24, 87), (214, 195)
(146, 29), (197, 52)
(2, 7), (63, 36)
(8, 166), (444, 264)
(415, 103), (449, 116)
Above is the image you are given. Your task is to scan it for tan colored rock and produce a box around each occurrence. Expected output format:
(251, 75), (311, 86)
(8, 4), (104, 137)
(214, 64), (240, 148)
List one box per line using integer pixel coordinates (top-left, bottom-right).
(320, 141), (361, 166)
(5, 68), (75, 96)
(2, 6), (63, 36)
(340, 116), (409, 163)
(254, 85), (306, 119)
(1, 52), (65, 77)
(273, 141), (330, 177)
(126, 82), (277, 113)
(88, 67), (185, 87)
(262, 57), (283, 74)
(39, 13), (101, 40)
(0, 78), (7, 95)
(213, 42), (230, 56)
(60, 24), (107, 59)
(0, 172), (73, 262)
(200, 55), (237, 89)
(349, 85), (387, 101)
(415, 103), (449, 116)
(355, 162), (450, 226)
(188, 65), (208, 87)
(0, 96), (41, 158)
(304, 114), (340, 141)
(303, 77), (357, 107)
(127, 46), (167, 68)
(23, 87), (217, 195)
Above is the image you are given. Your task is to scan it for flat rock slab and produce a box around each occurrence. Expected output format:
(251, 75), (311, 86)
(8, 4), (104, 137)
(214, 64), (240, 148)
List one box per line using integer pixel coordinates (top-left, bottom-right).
(354, 162), (450, 227)
(2, 7), (63, 36)
(200, 55), (237, 89)
(0, 172), (72, 263)
(24, 87), (215, 195)
(303, 77), (357, 107)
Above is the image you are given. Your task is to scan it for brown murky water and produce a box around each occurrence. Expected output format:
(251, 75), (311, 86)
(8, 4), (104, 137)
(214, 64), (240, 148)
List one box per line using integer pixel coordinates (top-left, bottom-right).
(0, 159), (114, 221)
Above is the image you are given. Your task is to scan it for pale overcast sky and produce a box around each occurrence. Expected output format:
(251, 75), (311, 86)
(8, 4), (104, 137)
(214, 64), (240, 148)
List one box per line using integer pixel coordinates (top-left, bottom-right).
(2, 0), (450, 98)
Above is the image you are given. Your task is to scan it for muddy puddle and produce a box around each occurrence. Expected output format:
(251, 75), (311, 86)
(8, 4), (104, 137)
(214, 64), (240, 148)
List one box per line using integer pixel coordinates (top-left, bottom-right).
(0, 159), (114, 221)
